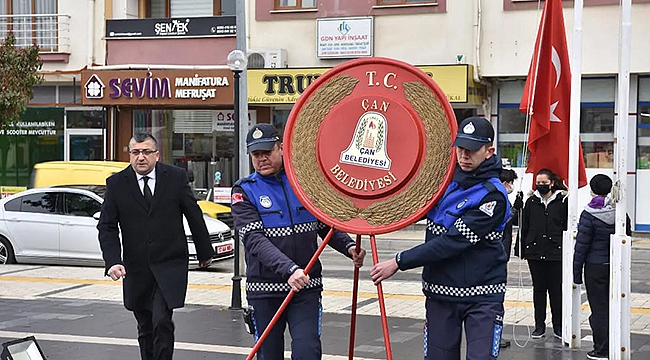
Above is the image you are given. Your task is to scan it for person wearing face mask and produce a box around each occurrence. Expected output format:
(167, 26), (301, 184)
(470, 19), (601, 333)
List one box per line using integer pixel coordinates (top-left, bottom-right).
(519, 168), (568, 340)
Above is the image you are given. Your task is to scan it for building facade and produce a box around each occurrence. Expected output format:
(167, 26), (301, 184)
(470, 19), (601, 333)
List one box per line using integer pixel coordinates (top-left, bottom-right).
(244, 0), (650, 231)
(2, 0), (650, 229)
(1, 0), (106, 191)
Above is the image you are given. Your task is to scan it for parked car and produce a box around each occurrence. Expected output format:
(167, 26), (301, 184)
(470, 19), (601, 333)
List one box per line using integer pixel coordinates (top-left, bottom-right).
(30, 161), (234, 229)
(0, 187), (234, 267)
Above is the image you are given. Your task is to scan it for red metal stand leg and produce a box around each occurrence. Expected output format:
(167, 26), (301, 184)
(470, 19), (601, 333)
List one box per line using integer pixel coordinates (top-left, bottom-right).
(348, 234), (362, 360)
(370, 234), (393, 360)
(246, 228), (335, 360)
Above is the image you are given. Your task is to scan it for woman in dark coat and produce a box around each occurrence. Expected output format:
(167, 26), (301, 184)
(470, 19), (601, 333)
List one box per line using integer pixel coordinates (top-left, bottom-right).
(520, 168), (568, 339)
(573, 174), (630, 360)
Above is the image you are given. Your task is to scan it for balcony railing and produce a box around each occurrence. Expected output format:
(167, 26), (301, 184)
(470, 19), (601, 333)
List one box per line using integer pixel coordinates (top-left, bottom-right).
(0, 13), (71, 53)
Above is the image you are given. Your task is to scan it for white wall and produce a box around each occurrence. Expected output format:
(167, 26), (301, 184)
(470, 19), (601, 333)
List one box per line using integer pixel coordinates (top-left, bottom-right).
(246, 1), (650, 229)
(40, 0), (107, 72)
(248, 2), (650, 75)
(113, 0), (139, 19)
(248, 1), (477, 67)
(481, 3), (650, 77)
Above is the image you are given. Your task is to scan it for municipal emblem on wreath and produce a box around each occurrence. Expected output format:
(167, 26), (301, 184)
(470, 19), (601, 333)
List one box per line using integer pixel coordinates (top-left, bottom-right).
(259, 195), (272, 208)
(339, 112), (392, 170)
(463, 122), (475, 134)
(252, 128), (263, 139)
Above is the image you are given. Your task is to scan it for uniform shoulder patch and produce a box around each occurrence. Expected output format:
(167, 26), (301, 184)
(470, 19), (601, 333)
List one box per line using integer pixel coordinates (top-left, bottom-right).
(232, 193), (244, 205)
(259, 195), (272, 208)
(479, 200), (497, 217)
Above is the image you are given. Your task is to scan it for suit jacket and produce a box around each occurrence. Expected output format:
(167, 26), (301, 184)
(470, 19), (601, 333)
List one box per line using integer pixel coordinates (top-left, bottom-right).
(97, 162), (214, 310)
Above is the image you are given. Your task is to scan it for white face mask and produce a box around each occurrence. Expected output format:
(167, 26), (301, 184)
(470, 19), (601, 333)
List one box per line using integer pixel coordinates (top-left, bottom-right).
(504, 183), (514, 194)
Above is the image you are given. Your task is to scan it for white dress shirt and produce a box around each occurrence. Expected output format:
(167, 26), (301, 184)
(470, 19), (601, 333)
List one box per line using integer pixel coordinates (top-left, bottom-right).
(137, 170), (156, 196)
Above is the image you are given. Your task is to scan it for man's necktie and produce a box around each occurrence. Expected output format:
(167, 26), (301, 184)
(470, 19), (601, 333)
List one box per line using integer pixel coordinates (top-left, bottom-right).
(142, 176), (153, 207)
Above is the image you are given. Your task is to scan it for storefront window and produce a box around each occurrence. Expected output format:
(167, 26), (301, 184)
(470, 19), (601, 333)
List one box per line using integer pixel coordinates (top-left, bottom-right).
(580, 104), (614, 133)
(134, 109), (238, 190)
(272, 108), (291, 136)
(638, 77), (650, 169)
(67, 109), (105, 129)
(29, 85), (81, 105)
(149, 0), (233, 17)
(498, 106), (527, 134)
(134, 109), (175, 164)
(31, 86), (56, 104)
(170, 0), (213, 17)
(499, 142), (529, 168)
(497, 78), (615, 169)
(59, 86), (82, 104)
(582, 141), (614, 169)
(0, 108), (64, 187)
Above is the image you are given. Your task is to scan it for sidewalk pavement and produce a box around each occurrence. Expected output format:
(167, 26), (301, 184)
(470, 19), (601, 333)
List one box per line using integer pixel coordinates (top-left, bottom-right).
(1, 258), (650, 336)
(1, 228), (650, 358)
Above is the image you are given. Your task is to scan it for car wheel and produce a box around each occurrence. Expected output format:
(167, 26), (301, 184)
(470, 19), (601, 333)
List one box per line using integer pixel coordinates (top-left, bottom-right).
(0, 236), (16, 264)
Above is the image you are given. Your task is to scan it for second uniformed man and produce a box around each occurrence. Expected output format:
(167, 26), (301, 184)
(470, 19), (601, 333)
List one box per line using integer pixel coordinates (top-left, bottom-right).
(371, 116), (511, 360)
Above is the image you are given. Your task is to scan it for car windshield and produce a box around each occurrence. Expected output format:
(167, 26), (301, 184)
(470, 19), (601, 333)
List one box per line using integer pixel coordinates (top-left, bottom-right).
(52, 185), (107, 198)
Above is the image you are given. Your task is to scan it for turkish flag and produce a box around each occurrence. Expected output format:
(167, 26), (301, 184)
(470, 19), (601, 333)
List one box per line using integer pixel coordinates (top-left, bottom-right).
(519, 0), (587, 188)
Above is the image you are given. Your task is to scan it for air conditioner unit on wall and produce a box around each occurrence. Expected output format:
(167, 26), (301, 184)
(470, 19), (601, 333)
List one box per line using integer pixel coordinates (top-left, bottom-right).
(247, 49), (288, 69)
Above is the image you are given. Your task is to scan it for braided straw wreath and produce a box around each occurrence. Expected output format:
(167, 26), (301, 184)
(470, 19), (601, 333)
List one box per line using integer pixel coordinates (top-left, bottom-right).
(290, 75), (451, 226)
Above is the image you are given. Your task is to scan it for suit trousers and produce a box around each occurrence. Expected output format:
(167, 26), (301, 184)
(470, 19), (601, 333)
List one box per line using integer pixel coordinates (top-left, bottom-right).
(585, 263), (609, 355)
(248, 291), (322, 360)
(132, 282), (175, 360)
(424, 298), (504, 360)
(527, 259), (562, 330)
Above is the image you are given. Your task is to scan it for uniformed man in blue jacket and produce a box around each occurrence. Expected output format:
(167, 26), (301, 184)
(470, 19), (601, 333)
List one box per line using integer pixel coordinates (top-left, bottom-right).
(231, 123), (366, 360)
(371, 116), (511, 360)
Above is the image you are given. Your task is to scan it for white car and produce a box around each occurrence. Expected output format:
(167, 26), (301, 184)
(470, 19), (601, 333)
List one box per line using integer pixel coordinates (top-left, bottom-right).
(0, 187), (234, 268)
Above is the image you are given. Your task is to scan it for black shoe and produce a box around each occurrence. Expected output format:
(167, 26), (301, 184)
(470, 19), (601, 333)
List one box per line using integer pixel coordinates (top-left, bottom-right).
(531, 326), (545, 339)
(586, 350), (608, 360)
(553, 327), (562, 339)
(499, 338), (511, 348)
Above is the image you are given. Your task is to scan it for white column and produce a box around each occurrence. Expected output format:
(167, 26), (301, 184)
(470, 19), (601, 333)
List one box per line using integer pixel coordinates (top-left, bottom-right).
(565, 0), (583, 348)
(610, 1), (632, 359)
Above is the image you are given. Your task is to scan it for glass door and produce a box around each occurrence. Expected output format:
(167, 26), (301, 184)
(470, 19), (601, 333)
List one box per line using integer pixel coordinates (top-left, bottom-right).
(65, 130), (104, 161)
(64, 107), (106, 161)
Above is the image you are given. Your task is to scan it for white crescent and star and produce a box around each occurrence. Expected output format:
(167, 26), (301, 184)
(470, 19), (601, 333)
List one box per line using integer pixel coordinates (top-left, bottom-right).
(550, 46), (563, 123)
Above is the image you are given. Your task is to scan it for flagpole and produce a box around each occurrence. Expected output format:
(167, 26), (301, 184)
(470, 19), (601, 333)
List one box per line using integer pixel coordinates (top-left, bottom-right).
(564, 0), (583, 348)
(610, 0), (632, 359)
(524, 1), (548, 122)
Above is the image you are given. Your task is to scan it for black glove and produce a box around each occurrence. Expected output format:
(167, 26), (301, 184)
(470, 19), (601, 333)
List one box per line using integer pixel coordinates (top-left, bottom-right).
(513, 191), (524, 210)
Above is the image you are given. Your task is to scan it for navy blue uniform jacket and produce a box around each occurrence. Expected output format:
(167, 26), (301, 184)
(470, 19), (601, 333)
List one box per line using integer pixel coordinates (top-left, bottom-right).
(573, 196), (631, 284)
(231, 170), (355, 299)
(396, 155), (510, 303)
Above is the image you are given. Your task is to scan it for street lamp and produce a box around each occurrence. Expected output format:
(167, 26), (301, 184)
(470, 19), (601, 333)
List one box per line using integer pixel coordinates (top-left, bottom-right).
(227, 49), (247, 310)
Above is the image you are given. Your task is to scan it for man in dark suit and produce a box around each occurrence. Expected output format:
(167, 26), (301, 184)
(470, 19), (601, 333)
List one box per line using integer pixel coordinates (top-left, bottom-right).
(98, 133), (214, 360)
